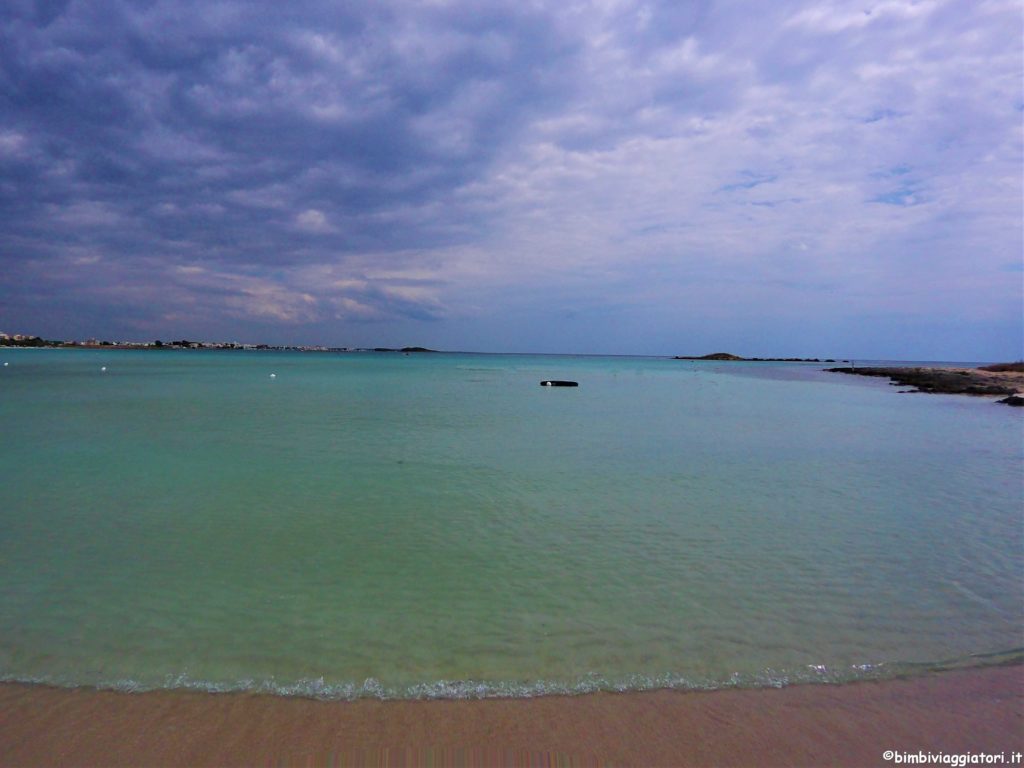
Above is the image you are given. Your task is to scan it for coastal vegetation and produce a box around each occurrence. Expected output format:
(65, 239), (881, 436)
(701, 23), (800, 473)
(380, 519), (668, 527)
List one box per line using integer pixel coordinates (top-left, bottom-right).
(978, 362), (1024, 373)
(0, 334), (60, 347)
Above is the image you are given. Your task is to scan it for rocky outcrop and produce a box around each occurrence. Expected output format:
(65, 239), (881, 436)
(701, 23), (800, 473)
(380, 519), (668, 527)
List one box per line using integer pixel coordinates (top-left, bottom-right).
(674, 353), (841, 362)
(674, 352), (746, 361)
(371, 346), (438, 352)
(979, 362), (1024, 373)
(828, 366), (1024, 405)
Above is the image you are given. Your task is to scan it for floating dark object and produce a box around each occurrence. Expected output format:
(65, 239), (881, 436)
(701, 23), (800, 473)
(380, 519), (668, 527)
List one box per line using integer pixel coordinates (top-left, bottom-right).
(540, 380), (578, 387)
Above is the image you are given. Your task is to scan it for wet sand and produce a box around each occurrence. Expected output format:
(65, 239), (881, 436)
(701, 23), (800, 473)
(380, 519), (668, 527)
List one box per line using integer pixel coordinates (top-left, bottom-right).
(1, 665), (1021, 767)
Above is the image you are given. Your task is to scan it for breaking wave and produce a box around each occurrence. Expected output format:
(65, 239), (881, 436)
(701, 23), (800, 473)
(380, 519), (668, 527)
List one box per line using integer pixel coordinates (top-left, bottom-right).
(3, 648), (1021, 701)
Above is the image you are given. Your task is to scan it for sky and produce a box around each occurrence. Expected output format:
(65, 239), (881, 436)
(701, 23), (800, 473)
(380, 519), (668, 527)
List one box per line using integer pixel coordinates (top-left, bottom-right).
(1, 0), (1021, 359)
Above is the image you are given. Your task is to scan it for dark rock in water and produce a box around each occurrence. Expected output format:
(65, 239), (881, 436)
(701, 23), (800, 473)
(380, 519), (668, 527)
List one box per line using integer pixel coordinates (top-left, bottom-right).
(540, 380), (579, 387)
(998, 395), (1024, 406)
(964, 385), (1013, 395)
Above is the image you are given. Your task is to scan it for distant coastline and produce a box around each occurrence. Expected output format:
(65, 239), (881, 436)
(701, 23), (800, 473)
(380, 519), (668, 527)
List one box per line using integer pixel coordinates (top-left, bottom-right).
(669, 351), (1024, 407)
(673, 352), (847, 363)
(0, 332), (436, 354)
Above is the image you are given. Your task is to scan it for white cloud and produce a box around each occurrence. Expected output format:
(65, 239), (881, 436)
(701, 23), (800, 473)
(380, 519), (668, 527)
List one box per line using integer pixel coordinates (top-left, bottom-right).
(295, 209), (332, 232)
(784, 0), (944, 32)
(0, 131), (28, 156)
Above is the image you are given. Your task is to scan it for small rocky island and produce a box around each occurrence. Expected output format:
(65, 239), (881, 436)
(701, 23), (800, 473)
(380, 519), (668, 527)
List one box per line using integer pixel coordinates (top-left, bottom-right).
(827, 363), (1024, 406)
(371, 347), (438, 353)
(674, 352), (843, 362)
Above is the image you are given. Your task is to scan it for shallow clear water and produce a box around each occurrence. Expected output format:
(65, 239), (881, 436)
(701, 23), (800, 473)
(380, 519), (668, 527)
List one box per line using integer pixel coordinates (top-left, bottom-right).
(0, 350), (1020, 698)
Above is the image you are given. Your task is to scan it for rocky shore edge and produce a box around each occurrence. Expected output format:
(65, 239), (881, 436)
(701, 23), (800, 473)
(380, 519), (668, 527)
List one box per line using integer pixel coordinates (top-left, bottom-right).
(827, 364), (1024, 406)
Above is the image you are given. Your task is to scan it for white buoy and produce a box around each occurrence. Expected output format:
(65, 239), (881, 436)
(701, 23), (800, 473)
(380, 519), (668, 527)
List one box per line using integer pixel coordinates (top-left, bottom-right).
(101, 366), (107, 372)
(270, 373), (276, 378)
(2, 362), (7, 367)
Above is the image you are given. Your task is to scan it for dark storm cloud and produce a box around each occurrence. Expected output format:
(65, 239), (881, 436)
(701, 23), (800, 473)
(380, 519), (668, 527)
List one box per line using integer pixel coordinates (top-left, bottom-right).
(0, 0), (600, 336)
(0, 0), (574, 265)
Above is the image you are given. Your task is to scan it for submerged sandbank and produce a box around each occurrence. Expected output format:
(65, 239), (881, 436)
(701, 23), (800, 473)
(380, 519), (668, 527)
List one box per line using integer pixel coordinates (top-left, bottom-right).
(0, 665), (1020, 767)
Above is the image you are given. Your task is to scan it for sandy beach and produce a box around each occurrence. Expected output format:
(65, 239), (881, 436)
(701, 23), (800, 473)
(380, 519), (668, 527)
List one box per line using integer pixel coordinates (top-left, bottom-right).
(1, 665), (1021, 767)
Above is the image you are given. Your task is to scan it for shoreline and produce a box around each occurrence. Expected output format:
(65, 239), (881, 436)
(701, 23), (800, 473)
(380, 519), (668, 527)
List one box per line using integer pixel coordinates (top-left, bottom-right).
(827, 365), (1024, 403)
(1, 665), (1021, 767)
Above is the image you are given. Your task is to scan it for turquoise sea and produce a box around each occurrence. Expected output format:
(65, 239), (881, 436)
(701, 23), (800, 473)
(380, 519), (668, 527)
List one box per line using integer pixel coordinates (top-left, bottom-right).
(0, 349), (1021, 698)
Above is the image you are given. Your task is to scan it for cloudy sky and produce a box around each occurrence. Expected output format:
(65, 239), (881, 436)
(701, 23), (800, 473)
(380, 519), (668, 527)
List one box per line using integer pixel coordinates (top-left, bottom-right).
(1, 0), (1020, 358)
